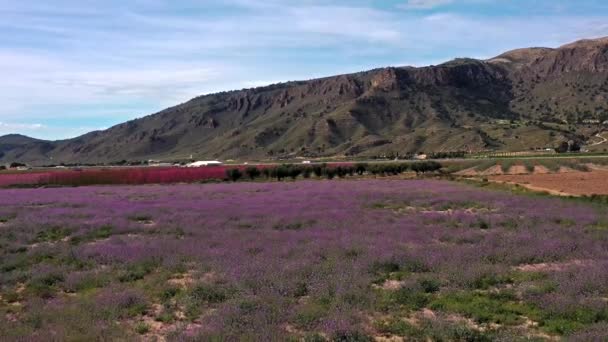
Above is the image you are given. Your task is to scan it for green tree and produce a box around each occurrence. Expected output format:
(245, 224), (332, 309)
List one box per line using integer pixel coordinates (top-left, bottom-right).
(226, 168), (243, 182)
(245, 167), (261, 180)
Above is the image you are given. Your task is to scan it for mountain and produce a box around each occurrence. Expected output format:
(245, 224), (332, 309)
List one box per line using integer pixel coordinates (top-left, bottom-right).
(3, 37), (608, 165)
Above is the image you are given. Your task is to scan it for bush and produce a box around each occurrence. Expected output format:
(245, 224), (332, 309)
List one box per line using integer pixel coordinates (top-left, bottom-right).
(325, 168), (336, 179)
(28, 272), (65, 298)
(9, 162), (26, 168)
(245, 167), (261, 180)
(411, 161), (442, 174)
(313, 165), (325, 178)
(189, 283), (229, 304)
(302, 167), (312, 179)
(226, 168), (243, 182)
(35, 226), (72, 243)
(419, 278), (441, 293)
(295, 302), (329, 329)
(118, 261), (158, 282)
(288, 166), (302, 180)
(355, 163), (368, 175)
(135, 322), (150, 335)
(331, 330), (373, 342)
(276, 166), (290, 181)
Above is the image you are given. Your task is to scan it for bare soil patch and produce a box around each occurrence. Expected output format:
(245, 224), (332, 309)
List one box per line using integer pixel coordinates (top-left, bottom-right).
(508, 165), (528, 175)
(558, 166), (578, 173)
(455, 167), (480, 177)
(490, 170), (608, 196)
(480, 165), (503, 176)
(587, 163), (608, 171)
(515, 259), (594, 272)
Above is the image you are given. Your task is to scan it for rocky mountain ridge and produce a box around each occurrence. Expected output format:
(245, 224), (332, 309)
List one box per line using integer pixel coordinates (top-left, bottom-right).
(2, 37), (608, 165)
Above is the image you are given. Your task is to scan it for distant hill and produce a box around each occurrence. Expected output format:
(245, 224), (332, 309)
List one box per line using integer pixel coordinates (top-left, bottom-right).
(3, 37), (608, 165)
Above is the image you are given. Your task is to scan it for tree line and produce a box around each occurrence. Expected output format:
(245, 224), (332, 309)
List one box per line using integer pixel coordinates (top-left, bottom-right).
(226, 162), (443, 182)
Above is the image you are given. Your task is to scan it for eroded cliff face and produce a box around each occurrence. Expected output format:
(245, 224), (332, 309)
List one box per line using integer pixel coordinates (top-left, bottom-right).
(3, 37), (608, 164)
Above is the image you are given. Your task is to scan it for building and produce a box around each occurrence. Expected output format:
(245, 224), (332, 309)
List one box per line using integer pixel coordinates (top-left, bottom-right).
(186, 161), (223, 167)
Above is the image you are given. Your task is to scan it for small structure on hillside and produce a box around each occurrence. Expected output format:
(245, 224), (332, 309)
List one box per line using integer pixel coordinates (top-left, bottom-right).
(186, 161), (223, 167)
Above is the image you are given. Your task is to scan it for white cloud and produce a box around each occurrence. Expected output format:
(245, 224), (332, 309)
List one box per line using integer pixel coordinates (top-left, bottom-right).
(0, 122), (45, 130)
(400, 0), (454, 10)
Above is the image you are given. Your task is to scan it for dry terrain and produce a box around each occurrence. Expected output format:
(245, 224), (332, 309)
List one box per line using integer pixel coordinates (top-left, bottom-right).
(490, 169), (608, 196)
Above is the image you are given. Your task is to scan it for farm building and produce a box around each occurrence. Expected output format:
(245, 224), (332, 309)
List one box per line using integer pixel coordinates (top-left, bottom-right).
(186, 161), (223, 167)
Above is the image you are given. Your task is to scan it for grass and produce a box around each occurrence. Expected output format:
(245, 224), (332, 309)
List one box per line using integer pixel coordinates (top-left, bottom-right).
(118, 261), (159, 283)
(430, 290), (539, 326)
(70, 225), (114, 245)
(135, 322), (150, 335)
(35, 226), (72, 243)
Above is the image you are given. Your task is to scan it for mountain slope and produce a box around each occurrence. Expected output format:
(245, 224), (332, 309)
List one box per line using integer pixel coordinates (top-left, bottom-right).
(3, 37), (608, 165)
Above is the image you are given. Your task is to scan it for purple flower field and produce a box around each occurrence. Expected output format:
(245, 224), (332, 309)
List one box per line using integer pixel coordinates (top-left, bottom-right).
(1, 179), (608, 341)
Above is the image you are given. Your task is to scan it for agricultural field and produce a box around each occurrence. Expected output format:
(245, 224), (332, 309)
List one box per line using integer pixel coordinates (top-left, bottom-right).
(1, 180), (608, 341)
(0, 166), (234, 188)
(447, 157), (608, 196)
(490, 170), (608, 196)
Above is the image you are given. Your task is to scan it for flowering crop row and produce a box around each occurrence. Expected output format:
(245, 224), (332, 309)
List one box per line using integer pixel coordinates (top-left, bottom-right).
(38, 166), (233, 186)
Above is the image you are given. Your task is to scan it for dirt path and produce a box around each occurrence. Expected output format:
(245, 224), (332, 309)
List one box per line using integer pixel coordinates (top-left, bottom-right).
(589, 132), (608, 147)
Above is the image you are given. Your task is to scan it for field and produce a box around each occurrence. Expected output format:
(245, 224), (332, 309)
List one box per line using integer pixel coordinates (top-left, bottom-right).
(2, 180), (608, 341)
(490, 170), (608, 196)
(0, 166), (234, 187)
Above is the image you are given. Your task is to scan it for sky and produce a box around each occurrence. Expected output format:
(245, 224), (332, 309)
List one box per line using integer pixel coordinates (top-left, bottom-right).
(1, 0), (608, 140)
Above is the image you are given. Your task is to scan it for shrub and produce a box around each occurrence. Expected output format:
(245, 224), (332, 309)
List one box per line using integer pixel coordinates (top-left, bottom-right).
(245, 167), (261, 180)
(313, 165), (325, 178)
(302, 167), (313, 179)
(10, 162), (27, 168)
(295, 302), (329, 329)
(419, 278), (441, 293)
(35, 226), (72, 243)
(325, 168), (336, 179)
(392, 285), (431, 310)
(226, 168), (243, 182)
(355, 163), (368, 175)
(97, 289), (148, 319)
(118, 261), (158, 282)
(304, 333), (328, 342)
(430, 291), (536, 326)
(189, 283), (229, 304)
(28, 272), (65, 298)
(63, 271), (110, 293)
(135, 322), (150, 335)
(276, 166), (290, 181)
(288, 166), (302, 180)
(70, 225), (114, 245)
(411, 161), (442, 174)
(331, 330), (373, 342)
(375, 318), (420, 337)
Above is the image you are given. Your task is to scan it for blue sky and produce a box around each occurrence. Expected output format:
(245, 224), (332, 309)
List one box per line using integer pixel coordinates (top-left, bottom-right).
(2, 0), (608, 140)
